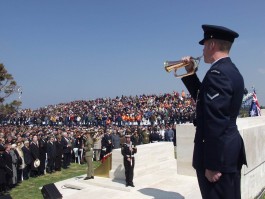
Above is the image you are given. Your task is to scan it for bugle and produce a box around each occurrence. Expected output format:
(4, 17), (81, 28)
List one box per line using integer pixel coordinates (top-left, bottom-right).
(164, 56), (202, 78)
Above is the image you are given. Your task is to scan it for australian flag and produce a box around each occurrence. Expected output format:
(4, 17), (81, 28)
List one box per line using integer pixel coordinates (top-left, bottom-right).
(249, 89), (261, 117)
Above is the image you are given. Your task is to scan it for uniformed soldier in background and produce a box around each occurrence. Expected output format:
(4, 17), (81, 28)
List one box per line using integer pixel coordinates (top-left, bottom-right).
(180, 24), (247, 199)
(83, 130), (94, 180)
(121, 134), (137, 187)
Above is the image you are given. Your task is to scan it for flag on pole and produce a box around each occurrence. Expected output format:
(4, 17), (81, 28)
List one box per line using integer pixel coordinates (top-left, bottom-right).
(249, 89), (261, 116)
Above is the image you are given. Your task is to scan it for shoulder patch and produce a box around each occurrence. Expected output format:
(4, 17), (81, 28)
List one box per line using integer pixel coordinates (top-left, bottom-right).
(210, 70), (220, 74)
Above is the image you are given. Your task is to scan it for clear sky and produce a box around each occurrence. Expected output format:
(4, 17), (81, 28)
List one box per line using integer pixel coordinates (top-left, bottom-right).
(1, 1), (265, 109)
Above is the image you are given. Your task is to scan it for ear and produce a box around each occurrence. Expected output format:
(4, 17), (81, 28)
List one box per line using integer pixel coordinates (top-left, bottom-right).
(210, 40), (215, 50)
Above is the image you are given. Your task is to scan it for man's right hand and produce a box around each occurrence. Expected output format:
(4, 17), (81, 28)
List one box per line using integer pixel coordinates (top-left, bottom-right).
(181, 56), (194, 73)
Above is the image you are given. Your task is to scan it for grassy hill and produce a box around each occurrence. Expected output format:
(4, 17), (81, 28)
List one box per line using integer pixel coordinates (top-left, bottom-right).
(7, 162), (100, 199)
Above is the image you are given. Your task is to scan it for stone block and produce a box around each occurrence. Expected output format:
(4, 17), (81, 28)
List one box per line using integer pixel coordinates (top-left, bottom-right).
(176, 116), (265, 199)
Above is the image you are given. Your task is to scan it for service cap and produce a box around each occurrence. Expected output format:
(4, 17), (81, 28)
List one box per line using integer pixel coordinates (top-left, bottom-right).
(199, 24), (239, 45)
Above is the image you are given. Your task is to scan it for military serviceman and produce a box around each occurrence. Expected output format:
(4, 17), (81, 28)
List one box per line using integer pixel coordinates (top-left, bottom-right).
(121, 134), (137, 187)
(180, 25), (247, 199)
(83, 130), (94, 180)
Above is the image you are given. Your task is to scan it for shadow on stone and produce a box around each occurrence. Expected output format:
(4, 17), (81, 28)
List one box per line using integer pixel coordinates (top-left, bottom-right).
(111, 178), (125, 185)
(112, 165), (124, 179)
(139, 187), (184, 199)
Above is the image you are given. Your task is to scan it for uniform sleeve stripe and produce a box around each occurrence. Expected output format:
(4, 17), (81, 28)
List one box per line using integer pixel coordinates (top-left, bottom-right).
(207, 93), (219, 100)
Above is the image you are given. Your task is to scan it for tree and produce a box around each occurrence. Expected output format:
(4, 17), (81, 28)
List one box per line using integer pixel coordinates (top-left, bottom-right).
(0, 63), (22, 117)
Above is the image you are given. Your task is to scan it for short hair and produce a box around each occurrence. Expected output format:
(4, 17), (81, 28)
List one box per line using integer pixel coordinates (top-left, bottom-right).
(214, 39), (232, 52)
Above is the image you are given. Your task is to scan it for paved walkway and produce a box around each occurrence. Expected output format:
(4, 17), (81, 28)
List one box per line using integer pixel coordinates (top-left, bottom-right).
(55, 160), (201, 199)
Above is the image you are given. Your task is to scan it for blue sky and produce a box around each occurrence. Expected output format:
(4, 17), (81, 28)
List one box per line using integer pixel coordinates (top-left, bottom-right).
(1, 1), (265, 109)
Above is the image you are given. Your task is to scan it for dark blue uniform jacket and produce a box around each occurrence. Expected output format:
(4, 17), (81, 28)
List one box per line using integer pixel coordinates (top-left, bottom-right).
(182, 57), (247, 173)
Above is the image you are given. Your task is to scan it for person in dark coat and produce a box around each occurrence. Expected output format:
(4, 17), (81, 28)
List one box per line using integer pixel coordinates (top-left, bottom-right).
(22, 141), (32, 180)
(164, 126), (169, 141)
(101, 130), (113, 154)
(46, 136), (56, 173)
(0, 145), (7, 195)
(55, 135), (63, 171)
(2, 144), (13, 192)
(38, 133), (47, 175)
(29, 135), (40, 177)
(149, 129), (160, 143)
(180, 24), (247, 199)
(121, 135), (137, 187)
(61, 132), (71, 169)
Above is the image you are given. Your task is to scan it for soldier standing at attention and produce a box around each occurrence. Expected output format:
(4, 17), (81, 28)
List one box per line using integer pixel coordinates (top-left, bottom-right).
(121, 134), (137, 187)
(83, 130), (94, 180)
(180, 24), (247, 199)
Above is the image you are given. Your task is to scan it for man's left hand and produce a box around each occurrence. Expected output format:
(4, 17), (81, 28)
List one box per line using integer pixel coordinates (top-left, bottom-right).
(205, 169), (222, 183)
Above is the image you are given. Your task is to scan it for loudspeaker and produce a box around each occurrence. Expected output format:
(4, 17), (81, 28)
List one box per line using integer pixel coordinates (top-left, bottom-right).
(41, 183), (62, 199)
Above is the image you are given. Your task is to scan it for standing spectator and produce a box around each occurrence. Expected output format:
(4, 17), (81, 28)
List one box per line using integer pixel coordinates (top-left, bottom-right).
(164, 126), (170, 141)
(46, 137), (56, 173)
(55, 135), (63, 171)
(38, 133), (47, 175)
(61, 132), (72, 169)
(29, 135), (40, 177)
(3, 144), (13, 191)
(22, 141), (32, 180)
(0, 145), (7, 195)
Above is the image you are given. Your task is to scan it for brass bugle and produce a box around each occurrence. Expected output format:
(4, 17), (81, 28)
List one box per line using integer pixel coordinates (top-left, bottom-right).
(164, 56), (202, 78)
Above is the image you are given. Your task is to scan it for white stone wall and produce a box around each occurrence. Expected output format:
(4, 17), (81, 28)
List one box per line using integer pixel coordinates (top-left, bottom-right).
(109, 142), (177, 180)
(176, 116), (265, 199)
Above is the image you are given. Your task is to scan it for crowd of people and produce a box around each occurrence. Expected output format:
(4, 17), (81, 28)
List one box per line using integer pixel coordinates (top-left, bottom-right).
(1, 90), (195, 127)
(0, 90), (195, 195)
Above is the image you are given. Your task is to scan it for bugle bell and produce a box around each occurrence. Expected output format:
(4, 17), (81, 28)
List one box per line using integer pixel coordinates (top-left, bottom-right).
(164, 56), (202, 78)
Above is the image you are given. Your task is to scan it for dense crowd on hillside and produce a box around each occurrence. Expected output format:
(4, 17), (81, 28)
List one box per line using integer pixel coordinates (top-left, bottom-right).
(1, 90), (195, 127)
(0, 91), (195, 195)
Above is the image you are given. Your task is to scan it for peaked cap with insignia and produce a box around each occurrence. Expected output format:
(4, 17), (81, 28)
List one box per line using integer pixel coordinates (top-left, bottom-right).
(199, 24), (239, 45)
